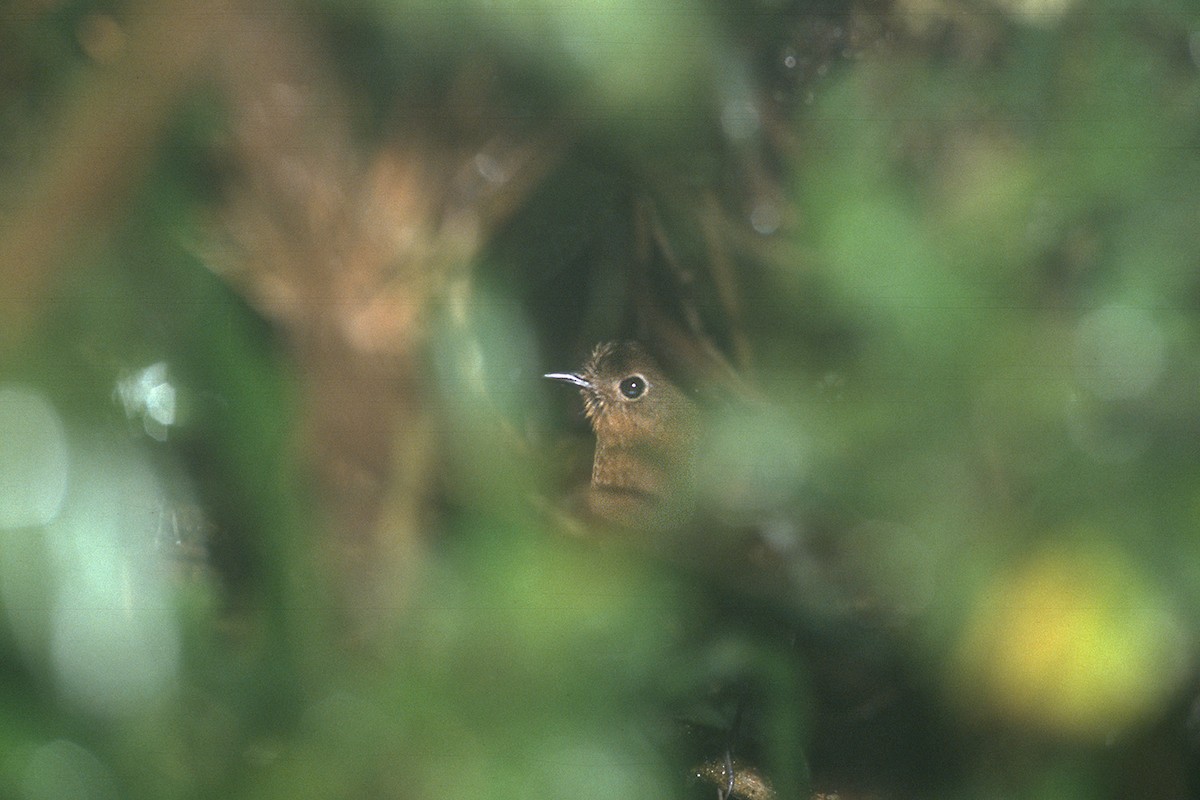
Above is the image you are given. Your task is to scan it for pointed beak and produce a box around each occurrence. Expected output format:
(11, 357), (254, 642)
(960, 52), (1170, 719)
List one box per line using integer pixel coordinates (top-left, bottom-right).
(543, 372), (592, 389)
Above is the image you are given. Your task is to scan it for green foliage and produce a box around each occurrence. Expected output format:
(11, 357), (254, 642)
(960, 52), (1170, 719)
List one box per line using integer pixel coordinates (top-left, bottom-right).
(3, 2), (1200, 799)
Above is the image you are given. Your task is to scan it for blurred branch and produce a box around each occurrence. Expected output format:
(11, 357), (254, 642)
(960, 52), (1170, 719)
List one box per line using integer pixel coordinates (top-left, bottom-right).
(0, 0), (232, 349)
(207, 6), (567, 627)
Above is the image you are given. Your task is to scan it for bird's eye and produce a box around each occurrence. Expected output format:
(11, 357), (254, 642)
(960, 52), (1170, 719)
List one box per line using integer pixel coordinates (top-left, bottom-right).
(618, 375), (646, 399)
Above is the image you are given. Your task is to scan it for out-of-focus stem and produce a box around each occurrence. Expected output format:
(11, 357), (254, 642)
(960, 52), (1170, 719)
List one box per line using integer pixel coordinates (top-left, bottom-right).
(0, 0), (230, 347)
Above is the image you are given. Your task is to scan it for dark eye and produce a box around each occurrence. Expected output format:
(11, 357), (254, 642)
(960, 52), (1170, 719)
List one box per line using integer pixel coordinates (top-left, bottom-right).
(618, 375), (646, 399)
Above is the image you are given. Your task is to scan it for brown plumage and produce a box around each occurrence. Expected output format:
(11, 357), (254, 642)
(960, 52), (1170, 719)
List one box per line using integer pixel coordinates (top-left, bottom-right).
(546, 341), (701, 529)
(694, 757), (777, 800)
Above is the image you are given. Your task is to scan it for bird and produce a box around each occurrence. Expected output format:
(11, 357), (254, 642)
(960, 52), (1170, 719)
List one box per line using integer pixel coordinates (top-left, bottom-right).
(544, 341), (702, 531)
(548, 342), (894, 799)
(546, 343), (920, 800)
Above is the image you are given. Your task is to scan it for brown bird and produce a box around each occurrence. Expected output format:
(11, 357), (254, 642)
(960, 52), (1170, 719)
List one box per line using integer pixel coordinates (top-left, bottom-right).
(545, 341), (701, 530)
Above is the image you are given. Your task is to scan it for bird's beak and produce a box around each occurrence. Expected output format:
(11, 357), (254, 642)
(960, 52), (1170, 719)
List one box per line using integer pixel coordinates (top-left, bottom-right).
(543, 372), (592, 389)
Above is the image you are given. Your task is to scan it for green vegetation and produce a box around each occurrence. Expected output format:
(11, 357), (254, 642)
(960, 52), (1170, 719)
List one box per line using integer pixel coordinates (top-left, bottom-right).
(2, 1), (1199, 797)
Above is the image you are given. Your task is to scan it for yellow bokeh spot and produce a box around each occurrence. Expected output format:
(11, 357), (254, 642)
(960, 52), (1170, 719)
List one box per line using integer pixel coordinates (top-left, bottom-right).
(952, 540), (1189, 739)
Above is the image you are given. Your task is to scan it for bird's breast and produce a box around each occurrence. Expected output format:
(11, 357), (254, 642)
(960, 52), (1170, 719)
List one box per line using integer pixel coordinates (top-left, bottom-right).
(588, 437), (696, 529)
